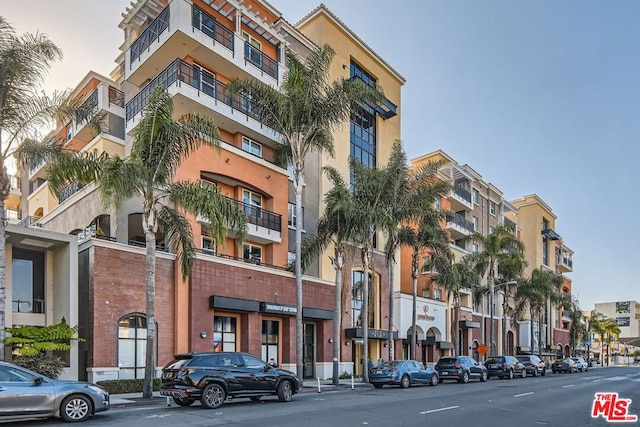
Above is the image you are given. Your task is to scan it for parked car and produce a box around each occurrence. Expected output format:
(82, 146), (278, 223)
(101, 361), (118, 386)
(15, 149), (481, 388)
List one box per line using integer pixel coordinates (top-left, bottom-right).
(552, 357), (578, 374)
(517, 355), (546, 377)
(571, 357), (588, 372)
(434, 356), (488, 384)
(485, 355), (527, 379)
(369, 360), (439, 389)
(160, 352), (299, 409)
(0, 361), (109, 423)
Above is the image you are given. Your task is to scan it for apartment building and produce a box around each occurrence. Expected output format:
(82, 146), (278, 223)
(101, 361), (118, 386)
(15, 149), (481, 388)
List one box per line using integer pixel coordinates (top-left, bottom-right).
(508, 194), (574, 360)
(594, 301), (640, 339)
(403, 150), (519, 364)
(18, 1), (403, 381)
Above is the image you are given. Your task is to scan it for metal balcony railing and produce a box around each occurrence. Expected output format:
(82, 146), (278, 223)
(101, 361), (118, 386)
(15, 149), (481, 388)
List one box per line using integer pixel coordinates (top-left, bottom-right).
(17, 216), (43, 228)
(453, 185), (472, 204)
(109, 86), (125, 108)
(58, 181), (86, 203)
(229, 196), (281, 232)
(447, 212), (474, 233)
(243, 42), (278, 81)
(192, 6), (234, 51)
(125, 58), (266, 126)
(196, 248), (289, 271)
(130, 6), (170, 65)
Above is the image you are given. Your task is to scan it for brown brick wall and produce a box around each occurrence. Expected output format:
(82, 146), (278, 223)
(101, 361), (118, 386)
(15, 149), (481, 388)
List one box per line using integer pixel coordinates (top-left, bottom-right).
(89, 246), (175, 368)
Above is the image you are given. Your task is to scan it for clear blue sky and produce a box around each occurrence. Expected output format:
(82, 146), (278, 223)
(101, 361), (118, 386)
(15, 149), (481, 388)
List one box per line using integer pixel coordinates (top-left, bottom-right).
(4, 0), (639, 310)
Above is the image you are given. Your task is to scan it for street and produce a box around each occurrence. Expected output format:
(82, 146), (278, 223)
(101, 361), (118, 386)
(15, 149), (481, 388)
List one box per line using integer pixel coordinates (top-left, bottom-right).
(6, 366), (640, 427)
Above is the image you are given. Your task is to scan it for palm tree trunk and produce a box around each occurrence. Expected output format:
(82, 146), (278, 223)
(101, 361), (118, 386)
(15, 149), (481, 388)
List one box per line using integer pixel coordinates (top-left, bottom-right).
(530, 307), (535, 355)
(0, 196), (6, 362)
(294, 175), (304, 382)
(332, 249), (344, 386)
(143, 227), (157, 399)
(362, 245), (371, 383)
(537, 308), (543, 359)
(0, 158), (10, 361)
(387, 259), (394, 361)
(411, 270), (417, 361)
(452, 296), (460, 357)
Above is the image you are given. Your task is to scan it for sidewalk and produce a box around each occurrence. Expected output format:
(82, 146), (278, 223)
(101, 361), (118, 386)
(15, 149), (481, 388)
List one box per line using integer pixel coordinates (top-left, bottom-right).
(110, 378), (370, 408)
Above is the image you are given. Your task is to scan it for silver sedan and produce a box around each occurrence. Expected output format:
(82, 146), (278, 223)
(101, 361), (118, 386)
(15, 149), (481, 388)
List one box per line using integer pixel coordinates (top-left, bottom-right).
(0, 361), (109, 422)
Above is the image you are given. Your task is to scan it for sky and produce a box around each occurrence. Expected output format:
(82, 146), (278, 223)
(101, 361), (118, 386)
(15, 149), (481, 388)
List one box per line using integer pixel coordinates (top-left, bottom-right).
(3, 0), (639, 310)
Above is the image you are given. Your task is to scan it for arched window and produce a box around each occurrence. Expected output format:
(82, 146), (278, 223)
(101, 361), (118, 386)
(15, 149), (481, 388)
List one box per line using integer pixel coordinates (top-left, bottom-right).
(118, 314), (149, 379)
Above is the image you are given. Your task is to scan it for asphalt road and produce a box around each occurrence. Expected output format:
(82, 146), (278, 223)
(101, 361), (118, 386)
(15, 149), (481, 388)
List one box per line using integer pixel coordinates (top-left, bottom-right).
(7, 366), (640, 427)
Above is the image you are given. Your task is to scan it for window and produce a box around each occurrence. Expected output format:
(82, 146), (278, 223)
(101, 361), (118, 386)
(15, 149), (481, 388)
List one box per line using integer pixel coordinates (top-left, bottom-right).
(352, 271), (373, 328)
(243, 31), (262, 67)
(472, 189), (479, 205)
(202, 236), (216, 255)
(242, 137), (262, 157)
(66, 124), (73, 142)
(542, 219), (549, 266)
(118, 314), (148, 379)
(12, 248), (45, 314)
(288, 203), (304, 229)
(433, 288), (442, 300)
(287, 251), (295, 265)
(243, 243), (262, 264)
(434, 198), (441, 211)
(350, 61), (376, 178)
(472, 244), (479, 254)
(193, 64), (216, 97)
(213, 316), (236, 352)
(489, 201), (496, 216)
(242, 190), (262, 218)
(286, 160), (294, 180)
(421, 256), (431, 274)
(0, 365), (38, 382)
(472, 216), (478, 231)
(261, 320), (279, 364)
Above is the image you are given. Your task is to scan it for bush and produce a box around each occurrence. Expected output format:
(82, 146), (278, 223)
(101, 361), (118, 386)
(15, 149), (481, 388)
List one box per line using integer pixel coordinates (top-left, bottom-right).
(96, 378), (161, 394)
(339, 371), (352, 379)
(12, 354), (65, 379)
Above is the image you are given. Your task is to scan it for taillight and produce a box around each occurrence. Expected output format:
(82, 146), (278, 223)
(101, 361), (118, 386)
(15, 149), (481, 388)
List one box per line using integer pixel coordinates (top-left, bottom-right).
(503, 363), (509, 368)
(454, 362), (461, 369)
(525, 362), (533, 366)
(390, 367), (398, 372)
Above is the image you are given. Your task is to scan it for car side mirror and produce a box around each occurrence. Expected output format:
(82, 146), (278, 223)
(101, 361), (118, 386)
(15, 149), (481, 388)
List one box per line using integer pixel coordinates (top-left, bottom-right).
(33, 377), (44, 385)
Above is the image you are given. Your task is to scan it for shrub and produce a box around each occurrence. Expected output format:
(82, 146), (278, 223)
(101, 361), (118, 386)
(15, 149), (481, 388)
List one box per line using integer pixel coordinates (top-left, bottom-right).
(339, 371), (352, 379)
(12, 354), (65, 379)
(96, 378), (162, 394)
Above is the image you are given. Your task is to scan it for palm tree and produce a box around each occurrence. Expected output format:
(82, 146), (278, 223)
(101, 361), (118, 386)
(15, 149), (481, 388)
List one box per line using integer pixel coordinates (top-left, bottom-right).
(381, 142), (450, 361)
(228, 44), (382, 379)
(513, 268), (563, 358)
(561, 294), (585, 357)
(18, 87), (247, 398)
(432, 254), (479, 357)
(588, 312), (607, 365)
(0, 17), (65, 358)
(603, 319), (621, 366)
(469, 226), (525, 356)
(299, 166), (357, 385)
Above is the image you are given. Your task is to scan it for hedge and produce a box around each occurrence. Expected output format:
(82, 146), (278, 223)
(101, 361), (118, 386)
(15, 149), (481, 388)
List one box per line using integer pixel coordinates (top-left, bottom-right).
(96, 378), (161, 394)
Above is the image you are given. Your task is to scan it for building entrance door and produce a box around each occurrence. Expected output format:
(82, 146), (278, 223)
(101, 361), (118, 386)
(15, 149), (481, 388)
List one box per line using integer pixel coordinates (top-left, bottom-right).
(302, 323), (315, 379)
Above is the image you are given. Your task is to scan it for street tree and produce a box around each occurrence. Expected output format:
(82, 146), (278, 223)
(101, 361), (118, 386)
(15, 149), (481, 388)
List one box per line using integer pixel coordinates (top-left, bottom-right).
(228, 44), (382, 379)
(18, 87), (247, 398)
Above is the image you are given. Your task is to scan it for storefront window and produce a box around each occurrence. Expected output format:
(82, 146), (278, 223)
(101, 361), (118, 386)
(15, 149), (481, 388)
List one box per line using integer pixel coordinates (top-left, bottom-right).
(352, 271), (374, 328)
(262, 320), (279, 363)
(12, 248), (45, 314)
(118, 314), (148, 379)
(213, 316), (236, 352)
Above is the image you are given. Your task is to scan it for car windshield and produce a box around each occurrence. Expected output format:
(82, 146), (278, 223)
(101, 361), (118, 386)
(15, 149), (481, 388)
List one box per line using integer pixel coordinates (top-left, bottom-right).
(516, 357), (529, 362)
(380, 361), (400, 368)
(164, 359), (190, 370)
(486, 358), (504, 364)
(437, 358), (457, 364)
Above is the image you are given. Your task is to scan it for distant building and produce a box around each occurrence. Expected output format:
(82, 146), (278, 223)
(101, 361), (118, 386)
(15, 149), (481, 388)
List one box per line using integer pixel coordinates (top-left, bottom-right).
(594, 301), (640, 339)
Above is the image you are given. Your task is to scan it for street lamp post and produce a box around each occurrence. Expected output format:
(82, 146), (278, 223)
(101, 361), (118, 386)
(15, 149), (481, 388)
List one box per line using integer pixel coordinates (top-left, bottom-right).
(489, 280), (517, 356)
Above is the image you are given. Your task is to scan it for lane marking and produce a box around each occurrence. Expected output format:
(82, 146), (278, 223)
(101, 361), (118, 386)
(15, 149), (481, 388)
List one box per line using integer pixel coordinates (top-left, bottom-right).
(514, 392), (534, 397)
(562, 384), (575, 388)
(593, 379), (601, 383)
(420, 406), (460, 414)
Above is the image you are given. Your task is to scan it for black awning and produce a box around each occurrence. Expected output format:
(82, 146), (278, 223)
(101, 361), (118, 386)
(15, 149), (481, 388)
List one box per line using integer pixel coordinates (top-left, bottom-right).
(438, 342), (454, 349)
(460, 320), (481, 329)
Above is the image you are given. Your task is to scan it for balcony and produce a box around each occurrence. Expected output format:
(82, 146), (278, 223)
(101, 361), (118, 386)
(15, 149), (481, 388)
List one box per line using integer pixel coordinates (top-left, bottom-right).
(125, 0), (283, 88)
(28, 159), (47, 181)
(561, 311), (572, 322)
(70, 83), (125, 146)
(125, 58), (280, 145)
(446, 212), (474, 240)
(557, 244), (573, 273)
(448, 185), (473, 211)
(197, 195), (281, 244)
(58, 181), (86, 204)
(498, 215), (517, 234)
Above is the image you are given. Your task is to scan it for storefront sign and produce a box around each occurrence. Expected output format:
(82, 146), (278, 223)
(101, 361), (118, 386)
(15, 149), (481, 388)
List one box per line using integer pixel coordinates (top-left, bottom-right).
(616, 301), (630, 314)
(616, 317), (630, 327)
(260, 302), (297, 315)
(417, 304), (435, 322)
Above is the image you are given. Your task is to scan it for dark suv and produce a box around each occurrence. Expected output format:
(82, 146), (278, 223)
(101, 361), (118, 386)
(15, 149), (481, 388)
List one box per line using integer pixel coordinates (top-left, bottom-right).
(485, 355), (527, 379)
(160, 352), (300, 409)
(517, 355), (546, 377)
(434, 356), (488, 383)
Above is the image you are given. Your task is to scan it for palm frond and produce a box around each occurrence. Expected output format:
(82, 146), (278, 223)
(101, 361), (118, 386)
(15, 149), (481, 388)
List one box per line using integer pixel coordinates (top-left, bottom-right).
(157, 204), (196, 279)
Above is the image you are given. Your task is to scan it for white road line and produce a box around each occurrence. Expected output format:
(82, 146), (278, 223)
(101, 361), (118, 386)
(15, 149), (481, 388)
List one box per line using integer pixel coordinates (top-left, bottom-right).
(514, 392), (534, 397)
(420, 406), (460, 414)
(563, 384), (575, 388)
(593, 379), (601, 383)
